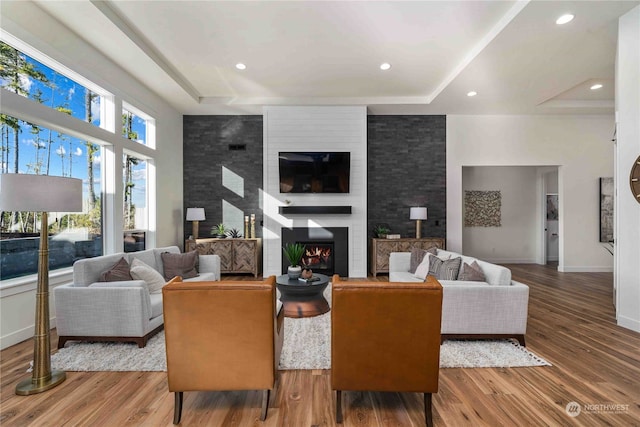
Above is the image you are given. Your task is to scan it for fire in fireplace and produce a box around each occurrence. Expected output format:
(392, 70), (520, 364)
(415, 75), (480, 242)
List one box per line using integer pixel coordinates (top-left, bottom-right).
(281, 227), (348, 276)
(298, 242), (334, 273)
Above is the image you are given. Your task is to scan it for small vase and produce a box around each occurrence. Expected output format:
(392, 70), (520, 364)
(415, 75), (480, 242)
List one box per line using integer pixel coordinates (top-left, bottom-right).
(287, 265), (302, 279)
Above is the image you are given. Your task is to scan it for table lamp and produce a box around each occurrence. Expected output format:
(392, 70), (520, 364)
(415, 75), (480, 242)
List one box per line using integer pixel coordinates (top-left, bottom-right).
(0, 173), (82, 395)
(186, 207), (205, 240)
(410, 207), (428, 239)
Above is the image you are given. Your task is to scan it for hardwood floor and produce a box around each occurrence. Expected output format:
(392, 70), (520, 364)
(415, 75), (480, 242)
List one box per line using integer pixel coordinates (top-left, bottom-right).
(1, 264), (639, 426)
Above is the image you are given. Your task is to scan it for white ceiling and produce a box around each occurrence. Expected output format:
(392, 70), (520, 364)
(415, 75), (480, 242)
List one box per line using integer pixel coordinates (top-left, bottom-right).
(33, 0), (639, 115)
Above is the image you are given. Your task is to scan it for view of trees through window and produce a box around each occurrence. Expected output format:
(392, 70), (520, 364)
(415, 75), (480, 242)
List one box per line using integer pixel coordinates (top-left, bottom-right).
(122, 153), (147, 231)
(0, 41), (103, 280)
(121, 109), (148, 252)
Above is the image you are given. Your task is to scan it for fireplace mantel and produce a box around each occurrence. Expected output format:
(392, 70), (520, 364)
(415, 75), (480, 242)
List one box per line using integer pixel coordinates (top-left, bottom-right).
(279, 206), (352, 215)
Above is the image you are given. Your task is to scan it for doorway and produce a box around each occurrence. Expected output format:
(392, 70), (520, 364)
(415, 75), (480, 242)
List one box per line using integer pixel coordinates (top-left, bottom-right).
(541, 169), (559, 265)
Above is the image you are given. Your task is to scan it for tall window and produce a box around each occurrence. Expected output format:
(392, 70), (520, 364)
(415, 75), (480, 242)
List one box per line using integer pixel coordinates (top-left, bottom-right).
(122, 104), (151, 252)
(0, 41), (104, 280)
(0, 116), (103, 280)
(123, 153), (147, 252)
(1, 35), (158, 279)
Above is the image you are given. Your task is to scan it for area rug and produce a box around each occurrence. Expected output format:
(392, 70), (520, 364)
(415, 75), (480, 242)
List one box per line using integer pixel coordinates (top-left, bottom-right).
(47, 285), (550, 372)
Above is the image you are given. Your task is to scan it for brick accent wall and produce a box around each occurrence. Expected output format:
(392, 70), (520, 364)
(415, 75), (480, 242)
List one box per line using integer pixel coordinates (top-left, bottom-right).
(367, 115), (446, 240)
(183, 116), (263, 241)
(183, 115), (447, 248)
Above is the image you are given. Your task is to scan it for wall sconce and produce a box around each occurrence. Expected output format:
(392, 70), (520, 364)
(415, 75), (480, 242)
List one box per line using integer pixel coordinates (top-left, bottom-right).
(186, 207), (206, 240)
(410, 207), (428, 239)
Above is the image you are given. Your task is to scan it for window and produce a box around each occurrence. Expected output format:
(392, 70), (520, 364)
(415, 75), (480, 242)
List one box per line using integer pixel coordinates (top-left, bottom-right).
(123, 104), (154, 148)
(121, 103), (153, 253)
(0, 116), (103, 280)
(0, 40), (102, 127)
(123, 153), (147, 252)
(1, 40), (106, 280)
(1, 34), (157, 280)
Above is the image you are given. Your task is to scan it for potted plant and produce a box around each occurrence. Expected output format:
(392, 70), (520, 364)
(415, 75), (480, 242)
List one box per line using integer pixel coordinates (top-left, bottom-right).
(211, 223), (227, 238)
(226, 228), (242, 238)
(282, 242), (305, 279)
(374, 225), (390, 238)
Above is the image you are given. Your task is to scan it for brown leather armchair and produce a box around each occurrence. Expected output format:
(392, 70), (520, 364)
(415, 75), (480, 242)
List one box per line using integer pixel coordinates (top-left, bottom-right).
(162, 276), (284, 424)
(331, 275), (443, 426)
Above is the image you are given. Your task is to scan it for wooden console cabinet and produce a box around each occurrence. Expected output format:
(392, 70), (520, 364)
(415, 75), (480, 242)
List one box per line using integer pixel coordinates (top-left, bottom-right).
(186, 238), (261, 277)
(371, 237), (445, 276)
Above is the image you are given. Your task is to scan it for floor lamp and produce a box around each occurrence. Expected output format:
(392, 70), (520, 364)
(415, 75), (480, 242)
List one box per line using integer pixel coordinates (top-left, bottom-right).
(0, 174), (82, 395)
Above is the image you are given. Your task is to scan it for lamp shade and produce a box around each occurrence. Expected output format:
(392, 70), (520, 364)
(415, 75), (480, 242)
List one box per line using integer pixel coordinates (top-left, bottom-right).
(410, 207), (428, 220)
(186, 207), (206, 221)
(0, 174), (82, 212)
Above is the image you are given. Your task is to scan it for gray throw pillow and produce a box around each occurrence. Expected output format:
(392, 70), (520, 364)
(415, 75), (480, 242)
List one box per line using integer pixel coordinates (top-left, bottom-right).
(99, 257), (132, 282)
(161, 251), (199, 280)
(409, 246), (438, 274)
(458, 261), (486, 282)
(428, 255), (462, 280)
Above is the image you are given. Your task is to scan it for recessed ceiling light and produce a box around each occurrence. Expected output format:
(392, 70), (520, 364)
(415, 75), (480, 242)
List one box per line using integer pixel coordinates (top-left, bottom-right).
(380, 63), (391, 71)
(235, 63), (246, 70)
(556, 14), (574, 25)
(467, 91), (477, 97)
(590, 84), (603, 90)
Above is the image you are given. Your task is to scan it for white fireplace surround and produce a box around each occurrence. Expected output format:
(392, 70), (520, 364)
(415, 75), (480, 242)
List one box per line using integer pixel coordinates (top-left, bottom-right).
(262, 106), (368, 278)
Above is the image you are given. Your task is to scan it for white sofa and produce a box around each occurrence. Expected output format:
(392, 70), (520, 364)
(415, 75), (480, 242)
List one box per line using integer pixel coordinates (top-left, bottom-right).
(389, 249), (529, 345)
(54, 246), (220, 348)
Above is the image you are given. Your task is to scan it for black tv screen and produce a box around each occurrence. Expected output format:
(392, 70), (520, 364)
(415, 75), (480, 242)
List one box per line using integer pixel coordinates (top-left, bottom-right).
(279, 152), (350, 193)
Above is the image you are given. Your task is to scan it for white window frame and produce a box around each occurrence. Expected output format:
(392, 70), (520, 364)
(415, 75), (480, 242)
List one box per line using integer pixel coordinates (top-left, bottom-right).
(122, 101), (156, 149)
(0, 33), (158, 288)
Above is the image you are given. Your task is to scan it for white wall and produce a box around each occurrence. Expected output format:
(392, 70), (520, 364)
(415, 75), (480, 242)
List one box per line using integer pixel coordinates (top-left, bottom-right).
(545, 170), (558, 193)
(462, 166), (538, 263)
(0, 2), (184, 349)
(447, 115), (614, 272)
(262, 106), (368, 277)
(615, 5), (640, 332)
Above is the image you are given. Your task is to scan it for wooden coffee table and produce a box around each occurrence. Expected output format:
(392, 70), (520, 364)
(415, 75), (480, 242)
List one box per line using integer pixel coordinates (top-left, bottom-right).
(276, 273), (330, 318)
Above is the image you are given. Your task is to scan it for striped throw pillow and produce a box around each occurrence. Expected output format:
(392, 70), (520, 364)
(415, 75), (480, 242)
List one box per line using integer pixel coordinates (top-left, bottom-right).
(428, 254), (462, 280)
(408, 246), (438, 274)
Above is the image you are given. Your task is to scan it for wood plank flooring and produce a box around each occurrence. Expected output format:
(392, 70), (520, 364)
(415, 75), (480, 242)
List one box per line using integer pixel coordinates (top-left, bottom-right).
(1, 264), (639, 426)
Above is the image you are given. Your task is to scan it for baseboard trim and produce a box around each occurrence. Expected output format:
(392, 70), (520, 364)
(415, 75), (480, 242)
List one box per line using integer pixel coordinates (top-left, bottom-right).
(0, 318), (56, 350)
(617, 315), (640, 333)
(558, 266), (613, 273)
(482, 258), (537, 264)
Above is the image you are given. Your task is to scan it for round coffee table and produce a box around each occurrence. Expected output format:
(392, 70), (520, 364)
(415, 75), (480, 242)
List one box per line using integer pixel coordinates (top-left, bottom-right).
(276, 273), (330, 318)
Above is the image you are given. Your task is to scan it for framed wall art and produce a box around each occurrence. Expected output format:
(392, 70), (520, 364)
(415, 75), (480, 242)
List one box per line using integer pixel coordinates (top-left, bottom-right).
(464, 190), (501, 227)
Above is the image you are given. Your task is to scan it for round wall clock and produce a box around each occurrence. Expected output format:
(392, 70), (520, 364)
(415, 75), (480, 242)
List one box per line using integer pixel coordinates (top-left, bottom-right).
(631, 155), (640, 204)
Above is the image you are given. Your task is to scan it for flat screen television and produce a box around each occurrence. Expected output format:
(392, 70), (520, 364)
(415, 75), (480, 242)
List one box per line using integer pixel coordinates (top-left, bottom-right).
(279, 152), (350, 193)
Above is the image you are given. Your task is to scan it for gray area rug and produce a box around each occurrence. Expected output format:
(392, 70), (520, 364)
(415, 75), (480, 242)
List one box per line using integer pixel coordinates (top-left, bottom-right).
(48, 284), (550, 372)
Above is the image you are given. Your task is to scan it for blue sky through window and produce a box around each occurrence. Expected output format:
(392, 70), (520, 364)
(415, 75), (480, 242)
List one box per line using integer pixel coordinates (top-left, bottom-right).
(1, 43), (147, 207)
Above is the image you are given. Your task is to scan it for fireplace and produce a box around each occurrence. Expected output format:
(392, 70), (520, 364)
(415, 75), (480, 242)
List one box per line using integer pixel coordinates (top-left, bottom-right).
(282, 227), (348, 276)
(299, 242), (334, 273)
